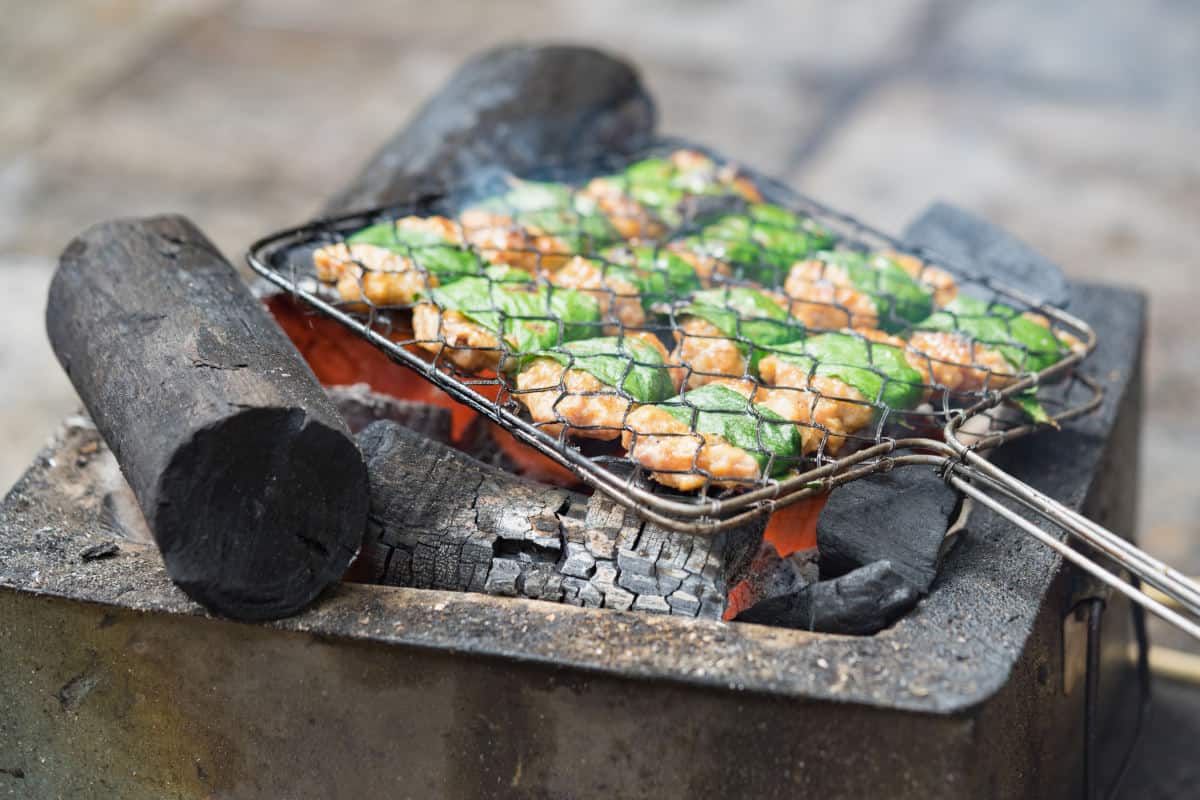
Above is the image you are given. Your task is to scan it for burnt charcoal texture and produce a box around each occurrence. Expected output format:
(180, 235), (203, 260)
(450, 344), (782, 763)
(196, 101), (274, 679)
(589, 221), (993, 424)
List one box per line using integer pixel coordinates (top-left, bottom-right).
(356, 421), (762, 617)
(903, 202), (1071, 308)
(45, 215), (368, 620)
(817, 469), (960, 593)
(736, 560), (919, 635)
(326, 382), (453, 441)
(324, 45), (655, 215)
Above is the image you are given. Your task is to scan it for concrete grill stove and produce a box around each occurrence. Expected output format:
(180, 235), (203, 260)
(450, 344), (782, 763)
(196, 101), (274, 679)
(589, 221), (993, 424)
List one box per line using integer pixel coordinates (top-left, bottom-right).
(0, 47), (1148, 799)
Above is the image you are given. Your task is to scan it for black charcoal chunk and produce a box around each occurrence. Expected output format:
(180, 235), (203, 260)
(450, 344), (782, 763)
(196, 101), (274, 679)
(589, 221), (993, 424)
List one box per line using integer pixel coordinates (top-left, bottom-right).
(327, 383), (453, 441)
(735, 560), (919, 635)
(324, 45), (655, 215)
(817, 469), (959, 594)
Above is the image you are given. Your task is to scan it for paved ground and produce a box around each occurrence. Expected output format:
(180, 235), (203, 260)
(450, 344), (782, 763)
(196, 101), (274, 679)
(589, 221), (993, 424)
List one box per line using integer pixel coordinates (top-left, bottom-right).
(4, 0), (1199, 623)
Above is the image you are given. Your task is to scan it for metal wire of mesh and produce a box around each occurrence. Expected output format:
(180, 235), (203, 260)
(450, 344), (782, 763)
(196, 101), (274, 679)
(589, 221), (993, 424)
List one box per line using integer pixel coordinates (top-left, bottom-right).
(248, 142), (1100, 534)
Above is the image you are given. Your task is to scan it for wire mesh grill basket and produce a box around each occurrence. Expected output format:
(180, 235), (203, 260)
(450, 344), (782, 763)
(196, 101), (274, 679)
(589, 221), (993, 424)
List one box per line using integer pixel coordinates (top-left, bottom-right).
(249, 141), (1200, 642)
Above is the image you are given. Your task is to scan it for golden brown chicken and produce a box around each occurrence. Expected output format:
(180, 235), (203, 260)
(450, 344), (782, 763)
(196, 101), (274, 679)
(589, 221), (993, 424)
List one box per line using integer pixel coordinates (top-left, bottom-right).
(549, 256), (646, 331)
(783, 258), (881, 331)
(621, 381), (767, 491)
(458, 209), (573, 273)
(514, 334), (676, 440)
(312, 216), (467, 307)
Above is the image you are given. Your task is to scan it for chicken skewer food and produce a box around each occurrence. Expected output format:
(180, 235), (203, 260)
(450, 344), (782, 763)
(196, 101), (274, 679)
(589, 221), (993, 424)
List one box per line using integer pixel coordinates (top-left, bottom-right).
(670, 287), (799, 390)
(514, 334), (677, 440)
(304, 148), (1082, 495)
(412, 267), (602, 372)
(622, 382), (802, 491)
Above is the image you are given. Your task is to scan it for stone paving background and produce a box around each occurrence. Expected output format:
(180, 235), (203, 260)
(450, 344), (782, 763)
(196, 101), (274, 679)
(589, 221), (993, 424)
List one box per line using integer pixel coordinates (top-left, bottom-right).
(3, 1), (1199, 620)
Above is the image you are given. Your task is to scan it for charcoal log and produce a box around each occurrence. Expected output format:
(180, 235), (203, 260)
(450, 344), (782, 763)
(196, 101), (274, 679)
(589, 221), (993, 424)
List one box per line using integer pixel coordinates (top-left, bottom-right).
(46, 216), (368, 620)
(356, 421), (761, 617)
(735, 560), (919, 635)
(324, 44), (656, 215)
(326, 382), (453, 441)
(817, 469), (960, 593)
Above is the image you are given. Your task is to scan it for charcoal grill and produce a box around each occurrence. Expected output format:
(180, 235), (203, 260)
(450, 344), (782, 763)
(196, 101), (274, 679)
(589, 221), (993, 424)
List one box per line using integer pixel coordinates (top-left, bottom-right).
(247, 142), (1200, 643)
(0, 45), (1165, 799)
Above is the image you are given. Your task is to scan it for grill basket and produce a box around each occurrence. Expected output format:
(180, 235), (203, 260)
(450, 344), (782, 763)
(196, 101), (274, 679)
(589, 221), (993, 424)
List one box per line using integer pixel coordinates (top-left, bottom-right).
(248, 141), (1200, 642)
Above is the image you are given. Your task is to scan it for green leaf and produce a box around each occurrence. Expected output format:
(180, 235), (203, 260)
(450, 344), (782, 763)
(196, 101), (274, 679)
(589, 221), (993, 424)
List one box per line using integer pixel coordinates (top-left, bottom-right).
(346, 221), (481, 282)
(472, 179), (619, 253)
(1012, 391), (1055, 426)
(811, 251), (933, 332)
(680, 288), (802, 368)
(918, 295), (1069, 372)
(656, 384), (801, 475)
(680, 205), (837, 284)
(534, 336), (675, 402)
(769, 333), (924, 410)
(601, 246), (701, 305)
(425, 276), (601, 363)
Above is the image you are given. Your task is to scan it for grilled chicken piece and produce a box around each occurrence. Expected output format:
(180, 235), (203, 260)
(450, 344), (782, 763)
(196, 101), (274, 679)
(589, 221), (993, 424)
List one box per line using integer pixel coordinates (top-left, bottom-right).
(313, 216), (466, 306)
(550, 256), (645, 330)
(515, 334), (675, 441)
(581, 177), (667, 242)
(662, 246), (731, 285)
(411, 304), (503, 373)
(459, 209), (572, 273)
(621, 383), (764, 492)
(668, 149), (764, 202)
(754, 358), (873, 455)
(904, 331), (1017, 393)
(783, 259), (880, 331)
(885, 251), (958, 308)
(313, 243), (433, 307)
(670, 316), (752, 391)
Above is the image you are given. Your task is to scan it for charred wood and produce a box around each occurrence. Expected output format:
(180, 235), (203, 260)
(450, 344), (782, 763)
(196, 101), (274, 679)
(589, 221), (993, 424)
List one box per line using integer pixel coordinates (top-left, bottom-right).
(356, 421), (763, 617)
(46, 216), (368, 620)
(324, 45), (656, 216)
(326, 382), (453, 442)
(735, 560), (919, 635)
(817, 469), (960, 594)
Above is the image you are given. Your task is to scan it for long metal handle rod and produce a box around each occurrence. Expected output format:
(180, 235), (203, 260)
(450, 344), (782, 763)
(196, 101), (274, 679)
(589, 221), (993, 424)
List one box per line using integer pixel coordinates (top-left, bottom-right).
(947, 474), (1200, 642)
(957, 449), (1200, 616)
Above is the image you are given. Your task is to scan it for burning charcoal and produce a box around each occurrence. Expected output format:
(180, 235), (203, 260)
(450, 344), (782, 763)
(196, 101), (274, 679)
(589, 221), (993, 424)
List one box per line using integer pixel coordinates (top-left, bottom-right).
(357, 420), (765, 617)
(735, 560), (919, 635)
(326, 383), (453, 441)
(323, 45), (654, 216)
(817, 469), (959, 594)
(357, 421), (571, 592)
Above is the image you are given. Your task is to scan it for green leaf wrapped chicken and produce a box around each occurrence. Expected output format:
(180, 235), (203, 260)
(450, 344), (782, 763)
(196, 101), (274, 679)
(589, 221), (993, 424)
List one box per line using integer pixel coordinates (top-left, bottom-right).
(548, 246), (702, 330)
(672, 287), (802, 389)
(907, 295), (1080, 421)
(756, 331), (925, 454)
(413, 267), (601, 372)
(582, 148), (765, 235)
(515, 334), (678, 440)
(459, 178), (619, 271)
(667, 204), (837, 285)
(622, 382), (802, 492)
(783, 250), (934, 333)
(313, 216), (484, 306)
